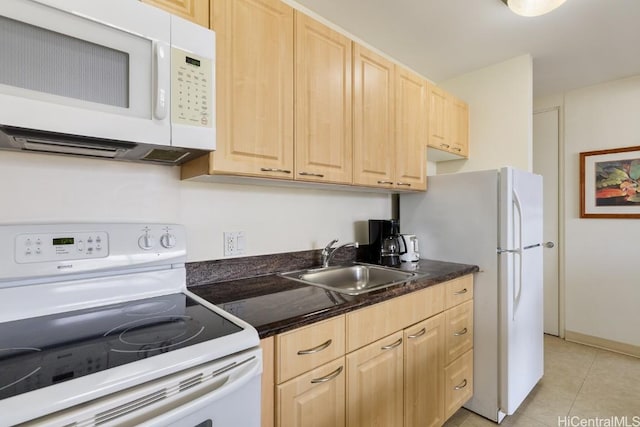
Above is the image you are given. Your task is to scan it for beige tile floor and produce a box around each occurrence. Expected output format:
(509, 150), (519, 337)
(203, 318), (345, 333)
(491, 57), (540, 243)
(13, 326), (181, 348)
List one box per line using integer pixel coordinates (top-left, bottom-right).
(445, 335), (640, 427)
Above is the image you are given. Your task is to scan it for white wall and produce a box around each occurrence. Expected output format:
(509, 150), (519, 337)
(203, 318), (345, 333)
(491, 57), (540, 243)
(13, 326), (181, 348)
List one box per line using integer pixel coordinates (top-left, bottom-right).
(536, 75), (640, 347)
(437, 54), (533, 174)
(0, 152), (391, 262)
(563, 76), (640, 347)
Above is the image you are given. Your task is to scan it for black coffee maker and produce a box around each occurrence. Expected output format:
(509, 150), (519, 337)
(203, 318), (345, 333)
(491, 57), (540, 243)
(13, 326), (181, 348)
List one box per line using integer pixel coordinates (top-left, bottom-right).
(368, 219), (404, 266)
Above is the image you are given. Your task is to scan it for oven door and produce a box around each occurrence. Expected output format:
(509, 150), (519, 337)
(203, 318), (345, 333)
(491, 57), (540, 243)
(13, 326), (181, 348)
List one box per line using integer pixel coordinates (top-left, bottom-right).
(22, 348), (262, 427)
(0, 0), (171, 146)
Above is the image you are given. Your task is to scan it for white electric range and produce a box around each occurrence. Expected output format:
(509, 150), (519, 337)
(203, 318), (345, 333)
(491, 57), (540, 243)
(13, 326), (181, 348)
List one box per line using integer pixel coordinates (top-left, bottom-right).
(0, 223), (261, 427)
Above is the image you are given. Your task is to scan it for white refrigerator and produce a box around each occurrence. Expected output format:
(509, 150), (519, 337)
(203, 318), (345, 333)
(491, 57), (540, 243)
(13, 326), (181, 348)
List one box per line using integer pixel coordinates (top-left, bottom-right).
(400, 167), (544, 423)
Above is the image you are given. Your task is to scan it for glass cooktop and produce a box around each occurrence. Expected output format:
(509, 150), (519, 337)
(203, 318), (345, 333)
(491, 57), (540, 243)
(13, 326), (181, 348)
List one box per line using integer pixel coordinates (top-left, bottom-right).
(0, 294), (243, 400)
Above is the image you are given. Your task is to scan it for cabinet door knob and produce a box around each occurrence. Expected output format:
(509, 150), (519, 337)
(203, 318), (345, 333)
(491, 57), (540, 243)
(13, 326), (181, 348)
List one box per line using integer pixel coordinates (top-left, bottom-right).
(260, 167), (291, 174)
(310, 366), (343, 384)
(453, 327), (468, 336)
(407, 328), (426, 339)
(454, 379), (468, 390)
(381, 338), (403, 350)
(297, 339), (332, 355)
(299, 172), (325, 178)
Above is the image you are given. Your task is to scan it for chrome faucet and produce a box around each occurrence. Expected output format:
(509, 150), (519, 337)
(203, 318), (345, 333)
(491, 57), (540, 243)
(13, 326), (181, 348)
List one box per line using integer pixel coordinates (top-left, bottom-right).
(321, 239), (359, 268)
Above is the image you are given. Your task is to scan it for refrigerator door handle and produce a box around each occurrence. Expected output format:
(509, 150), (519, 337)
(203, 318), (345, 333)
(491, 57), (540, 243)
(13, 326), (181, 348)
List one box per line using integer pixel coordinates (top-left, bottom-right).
(512, 188), (524, 320)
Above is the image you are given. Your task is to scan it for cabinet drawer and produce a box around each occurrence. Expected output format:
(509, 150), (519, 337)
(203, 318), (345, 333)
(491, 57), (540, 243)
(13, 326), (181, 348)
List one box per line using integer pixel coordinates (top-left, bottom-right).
(444, 275), (473, 309)
(276, 315), (345, 383)
(346, 283), (444, 352)
(444, 349), (473, 419)
(277, 357), (346, 427)
(445, 300), (473, 365)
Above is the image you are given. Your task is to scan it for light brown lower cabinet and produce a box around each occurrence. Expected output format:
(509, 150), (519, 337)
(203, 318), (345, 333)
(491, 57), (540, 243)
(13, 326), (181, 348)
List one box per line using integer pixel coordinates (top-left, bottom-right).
(445, 349), (473, 420)
(277, 357), (346, 427)
(346, 331), (404, 427)
(268, 274), (475, 427)
(404, 313), (446, 427)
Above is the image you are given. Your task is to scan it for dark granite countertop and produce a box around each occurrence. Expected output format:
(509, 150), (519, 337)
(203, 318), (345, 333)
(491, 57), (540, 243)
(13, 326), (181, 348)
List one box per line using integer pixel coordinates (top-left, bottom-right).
(189, 259), (479, 339)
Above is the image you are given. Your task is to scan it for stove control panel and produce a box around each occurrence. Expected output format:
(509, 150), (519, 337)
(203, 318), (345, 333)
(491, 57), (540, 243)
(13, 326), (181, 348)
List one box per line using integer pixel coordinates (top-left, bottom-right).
(0, 224), (186, 283)
(16, 231), (109, 263)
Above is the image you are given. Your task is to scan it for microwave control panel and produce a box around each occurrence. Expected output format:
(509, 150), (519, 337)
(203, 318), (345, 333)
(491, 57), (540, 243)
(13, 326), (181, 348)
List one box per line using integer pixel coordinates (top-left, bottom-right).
(15, 231), (109, 263)
(171, 47), (213, 128)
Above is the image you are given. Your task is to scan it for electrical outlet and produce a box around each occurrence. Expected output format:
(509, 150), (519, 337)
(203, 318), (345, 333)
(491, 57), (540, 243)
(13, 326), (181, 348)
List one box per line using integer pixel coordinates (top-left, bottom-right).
(223, 231), (246, 256)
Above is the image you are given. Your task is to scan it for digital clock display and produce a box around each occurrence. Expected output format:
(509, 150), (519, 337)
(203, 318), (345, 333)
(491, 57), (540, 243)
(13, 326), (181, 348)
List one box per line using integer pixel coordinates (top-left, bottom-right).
(185, 56), (200, 67)
(53, 237), (74, 245)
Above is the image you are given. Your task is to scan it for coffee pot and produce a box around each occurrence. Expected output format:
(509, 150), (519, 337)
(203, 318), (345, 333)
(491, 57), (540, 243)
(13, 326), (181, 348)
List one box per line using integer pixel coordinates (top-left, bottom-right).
(379, 221), (405, 267)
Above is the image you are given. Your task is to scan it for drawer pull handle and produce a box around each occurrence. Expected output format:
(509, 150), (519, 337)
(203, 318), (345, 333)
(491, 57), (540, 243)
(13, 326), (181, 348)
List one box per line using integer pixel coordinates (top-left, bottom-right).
(454, 288), (468, 295)
(299, 172), (325, 178)
(297, 339), (332, 355)
(397, 182), (412, 187)
(310, 365), (343, 384)
(440, 143), (450, 149)
(381, 338), (403, 350)
(453, 147), (462, 152)
(377, 180), (394, 185)
(454, 379), (468, 390)
(454, 327), (468, 336)
(407, 328), (426, 339)
(260, 167), (291, 174)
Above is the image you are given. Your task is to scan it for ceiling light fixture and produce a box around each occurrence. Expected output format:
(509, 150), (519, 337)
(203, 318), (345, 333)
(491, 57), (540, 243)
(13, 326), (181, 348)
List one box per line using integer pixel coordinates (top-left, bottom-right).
(501, 0), (567, 17)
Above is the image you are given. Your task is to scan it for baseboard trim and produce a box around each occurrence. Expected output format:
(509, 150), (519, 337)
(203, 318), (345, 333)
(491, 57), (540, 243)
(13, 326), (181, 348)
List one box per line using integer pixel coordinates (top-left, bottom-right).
(565, 330), (640, 358)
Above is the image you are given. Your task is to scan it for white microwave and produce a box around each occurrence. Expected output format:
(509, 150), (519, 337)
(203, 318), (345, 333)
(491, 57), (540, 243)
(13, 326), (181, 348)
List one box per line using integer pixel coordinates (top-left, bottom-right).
(0, 0), (215, 165)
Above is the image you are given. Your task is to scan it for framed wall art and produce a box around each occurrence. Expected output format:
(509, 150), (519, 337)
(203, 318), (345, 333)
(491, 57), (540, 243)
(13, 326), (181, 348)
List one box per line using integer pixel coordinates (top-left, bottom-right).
(580, 146), (640, 218)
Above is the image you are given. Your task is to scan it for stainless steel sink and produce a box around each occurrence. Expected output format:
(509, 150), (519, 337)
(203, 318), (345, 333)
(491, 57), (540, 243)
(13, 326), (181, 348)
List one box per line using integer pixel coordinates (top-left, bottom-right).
(279, 263), (421, 296)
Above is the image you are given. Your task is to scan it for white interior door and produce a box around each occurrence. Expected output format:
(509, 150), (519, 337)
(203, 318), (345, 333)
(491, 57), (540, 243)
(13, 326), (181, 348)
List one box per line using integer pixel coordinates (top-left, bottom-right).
(533, 109), (560, 336)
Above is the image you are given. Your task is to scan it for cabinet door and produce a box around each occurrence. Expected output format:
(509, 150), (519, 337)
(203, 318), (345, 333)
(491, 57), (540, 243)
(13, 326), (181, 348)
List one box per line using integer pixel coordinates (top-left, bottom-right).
(277, 358), (346, 427)
(141, 0), (209, 27)
(450, 97), (469, 158)
(353, 44), (395, 189)
(427, 84), (449, 152)
(276, 315), (345, 383)
(445, 300), (474, 365)
(347, 331), (403, 427)
(211, 0), (294, 178)
(262, 337), (275, 427)
(445, 349), (473, 419)
(404, 314), (445, 427)
(295, 14), (352, 184)
(395, 66), (427, 191)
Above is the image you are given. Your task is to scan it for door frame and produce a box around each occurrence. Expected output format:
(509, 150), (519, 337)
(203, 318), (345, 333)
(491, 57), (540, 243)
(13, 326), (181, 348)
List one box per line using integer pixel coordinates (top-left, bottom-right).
(533, 106), (565, 338)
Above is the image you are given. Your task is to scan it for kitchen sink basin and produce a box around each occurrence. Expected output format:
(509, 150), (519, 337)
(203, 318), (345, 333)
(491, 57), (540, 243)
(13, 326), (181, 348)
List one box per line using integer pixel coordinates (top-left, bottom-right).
(278, 264), (421, 296)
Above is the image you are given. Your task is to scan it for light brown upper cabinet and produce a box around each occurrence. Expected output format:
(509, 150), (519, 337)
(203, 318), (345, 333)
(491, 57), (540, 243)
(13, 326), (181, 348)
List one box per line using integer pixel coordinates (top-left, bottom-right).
(182, 0), (434, 191)
(353, 47), (428, 191)
(352, 44), (396, 188)
(395, 66), (428, 191)
(185, 0), (294, 180)
(428, 84), (470, 161)
(295, 14), (353, 184)
(141, 0), (209, 27)
(427, 84), (449, 152)
(450, 97), (469, 157)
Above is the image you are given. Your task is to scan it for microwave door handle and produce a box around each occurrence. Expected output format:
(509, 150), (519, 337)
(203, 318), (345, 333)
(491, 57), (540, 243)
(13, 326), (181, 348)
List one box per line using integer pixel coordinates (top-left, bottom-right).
(154, 42), (169, 120)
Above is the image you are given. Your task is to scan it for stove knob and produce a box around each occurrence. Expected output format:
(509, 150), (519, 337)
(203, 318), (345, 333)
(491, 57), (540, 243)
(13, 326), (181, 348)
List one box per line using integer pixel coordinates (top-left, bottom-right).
(160, 233), (177, 249)
(138, 233), (155, 250)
